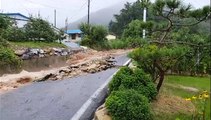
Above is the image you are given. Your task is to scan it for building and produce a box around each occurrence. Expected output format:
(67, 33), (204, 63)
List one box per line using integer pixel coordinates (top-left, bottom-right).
(0, 13), (30, 28)
(66, 29), (83, 41)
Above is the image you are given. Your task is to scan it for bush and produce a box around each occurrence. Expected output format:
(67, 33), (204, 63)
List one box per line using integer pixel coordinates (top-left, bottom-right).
(80, 23), (109, 50)
(0, 36), (9, 47)
(108, 37), (147, 49)
(0, 46), (22, 72)
(108, 67), (157, 100)
(108, 39), (128, 49)
(108, 67), (133, 92)
(105, 90), (152, 120)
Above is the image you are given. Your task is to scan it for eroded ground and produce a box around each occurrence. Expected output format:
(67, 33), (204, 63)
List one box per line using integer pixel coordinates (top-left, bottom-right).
(0, 49), (131, 94)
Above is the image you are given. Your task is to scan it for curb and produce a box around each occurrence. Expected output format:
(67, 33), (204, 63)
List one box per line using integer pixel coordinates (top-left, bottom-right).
(70, 59), (131, 120)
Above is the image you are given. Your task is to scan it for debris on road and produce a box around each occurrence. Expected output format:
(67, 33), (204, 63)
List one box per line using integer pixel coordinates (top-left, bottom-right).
(0, 49), (131, 93)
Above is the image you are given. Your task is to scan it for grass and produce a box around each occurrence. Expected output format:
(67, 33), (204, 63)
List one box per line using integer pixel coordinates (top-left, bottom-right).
(152, 75), (210, 120)
(10, 41), (67, 49)
(165, 75), (210, 91)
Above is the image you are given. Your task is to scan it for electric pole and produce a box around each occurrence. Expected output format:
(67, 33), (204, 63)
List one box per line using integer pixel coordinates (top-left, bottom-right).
(38, 11), (40, 17)
(54, 9), (57, 27)
(88, 0), (90, 25)
(65, 17), (68, 32)
(143, 7), (146, 39)
(141, 0), (148, 39)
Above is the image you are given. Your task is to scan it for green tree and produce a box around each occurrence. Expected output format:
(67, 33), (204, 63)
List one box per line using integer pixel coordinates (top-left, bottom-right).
(80, 23), (108, 50)
(109, 0), (146, 36)
(24, 17), (58, 42)
(0, 15), (21, 71)
(129, 0), (210, 91)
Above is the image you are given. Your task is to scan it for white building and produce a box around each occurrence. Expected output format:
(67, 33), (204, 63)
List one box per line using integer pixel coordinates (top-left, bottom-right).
(0, 13), (29, 28)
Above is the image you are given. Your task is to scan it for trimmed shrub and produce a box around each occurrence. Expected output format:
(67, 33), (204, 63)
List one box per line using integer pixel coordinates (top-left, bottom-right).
(108, 67), (157, 101)
(108, 67), (133, 92)
(105, 90), (152, 120)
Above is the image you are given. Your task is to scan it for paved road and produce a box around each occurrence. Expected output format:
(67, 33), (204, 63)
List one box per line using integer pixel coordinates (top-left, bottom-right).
(0, 54), (129, 120)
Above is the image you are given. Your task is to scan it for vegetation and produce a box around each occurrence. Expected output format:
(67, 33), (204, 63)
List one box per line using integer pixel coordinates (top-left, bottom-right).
(109, 0), (153, 37)
(128, 0), (210, 92)
(108, 67), (157, 100)
(10, 41), (66, 49)
(106, 67), (157, 119)
(2, 16), (63, 42)
(0, 15), (21, 70)
(105, 0), (210, 120)
(80, 23), (109, 50)
(105, 90), (152, 120)
(0, 46), (22, 71)
(153, 75), (210, 120)
(0, 15), (65, 70)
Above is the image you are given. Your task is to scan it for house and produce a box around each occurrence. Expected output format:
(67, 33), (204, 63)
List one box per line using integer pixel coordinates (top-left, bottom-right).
(66, 29), (83, 41)
(0, 13), (30, 28)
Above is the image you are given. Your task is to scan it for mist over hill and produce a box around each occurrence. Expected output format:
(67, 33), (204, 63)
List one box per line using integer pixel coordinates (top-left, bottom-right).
(67, 1), (130, 29)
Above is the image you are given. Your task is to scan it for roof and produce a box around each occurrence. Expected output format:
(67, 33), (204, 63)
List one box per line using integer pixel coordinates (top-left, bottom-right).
(66, 29), (83, 34)
(0, 13), (30, 21)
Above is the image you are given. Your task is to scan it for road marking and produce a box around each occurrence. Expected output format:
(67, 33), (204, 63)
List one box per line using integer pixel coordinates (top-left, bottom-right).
(70, 59), (131, 120)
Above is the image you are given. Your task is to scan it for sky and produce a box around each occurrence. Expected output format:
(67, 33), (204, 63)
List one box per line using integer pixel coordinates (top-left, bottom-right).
(0, 0), (210, 28)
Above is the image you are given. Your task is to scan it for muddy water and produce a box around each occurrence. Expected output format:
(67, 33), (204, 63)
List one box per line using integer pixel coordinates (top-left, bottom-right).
(0, 55), (70, 75)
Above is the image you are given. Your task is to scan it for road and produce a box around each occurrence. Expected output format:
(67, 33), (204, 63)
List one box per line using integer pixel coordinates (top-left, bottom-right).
(0, 54), (129, 120)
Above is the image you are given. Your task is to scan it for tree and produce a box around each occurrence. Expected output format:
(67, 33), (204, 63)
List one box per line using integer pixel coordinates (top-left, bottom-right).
(24, 17), (58, 42)
(109, 1), (147, 37)
(0, 15), (11, 47)
(0, 15), (21, 71)
(122, 20), (153, 38)
(129, 0), (210, 91)
(80, 23), (108, 50)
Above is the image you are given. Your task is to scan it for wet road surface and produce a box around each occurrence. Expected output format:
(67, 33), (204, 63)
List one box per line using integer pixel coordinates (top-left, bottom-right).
(0, 54), (129, 120)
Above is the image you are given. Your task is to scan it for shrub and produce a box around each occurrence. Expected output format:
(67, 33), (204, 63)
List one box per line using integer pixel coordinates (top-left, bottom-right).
(80, 23), (108, 50)
(105, 90), (152, 120)
(0, 46), (22, 72)
(108, 67), (133, 92)
(0, 36), (9, 47)
(108, 67), (157, 100)
(108, 39), (128, 49)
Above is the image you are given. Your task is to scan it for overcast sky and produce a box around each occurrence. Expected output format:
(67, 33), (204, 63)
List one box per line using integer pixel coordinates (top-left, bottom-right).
(0, 0), (210, 27)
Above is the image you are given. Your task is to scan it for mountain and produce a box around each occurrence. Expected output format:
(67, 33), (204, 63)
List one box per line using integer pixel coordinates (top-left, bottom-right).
(67, 1), (128, 29)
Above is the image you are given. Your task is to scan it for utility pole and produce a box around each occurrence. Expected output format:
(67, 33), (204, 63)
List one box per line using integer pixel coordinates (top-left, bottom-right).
(65, 17), (68, 32)
(38, 11), (40, 17)
(88, 0), (90, 25)
(54, 9), (57, 27)
(141, 0), (148, 39)
(143, 8), (146, 39)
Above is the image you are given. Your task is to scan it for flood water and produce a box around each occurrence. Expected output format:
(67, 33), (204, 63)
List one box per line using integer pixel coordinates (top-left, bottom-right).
(0, 55), (70, 76)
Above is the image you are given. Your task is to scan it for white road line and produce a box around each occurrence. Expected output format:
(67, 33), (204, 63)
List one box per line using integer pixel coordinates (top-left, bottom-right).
(70, 59), (131, 120)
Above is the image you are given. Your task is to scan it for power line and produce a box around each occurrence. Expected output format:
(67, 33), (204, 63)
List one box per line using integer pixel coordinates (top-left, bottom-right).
(68, 0), (94, 23)
(24, 0), (62, 9)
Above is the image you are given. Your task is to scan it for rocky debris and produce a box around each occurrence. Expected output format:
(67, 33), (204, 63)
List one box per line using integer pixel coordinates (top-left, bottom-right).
(15, 47), (84, 60)
(16, 77), (32, 84)
(93, 104), (112, 120)
(34, 56), (116, 82)
(34, 73), (54, 82)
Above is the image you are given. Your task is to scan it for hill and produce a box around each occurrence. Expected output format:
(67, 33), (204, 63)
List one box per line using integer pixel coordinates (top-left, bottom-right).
(67, 1), (128, 29)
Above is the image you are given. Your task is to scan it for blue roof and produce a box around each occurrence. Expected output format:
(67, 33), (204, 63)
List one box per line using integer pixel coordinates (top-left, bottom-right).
(0, 13), (30, 21)
(66, 29), (82, 34)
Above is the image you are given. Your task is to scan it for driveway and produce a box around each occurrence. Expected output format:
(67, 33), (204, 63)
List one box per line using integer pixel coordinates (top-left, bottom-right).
(0, 54), (129, 120)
